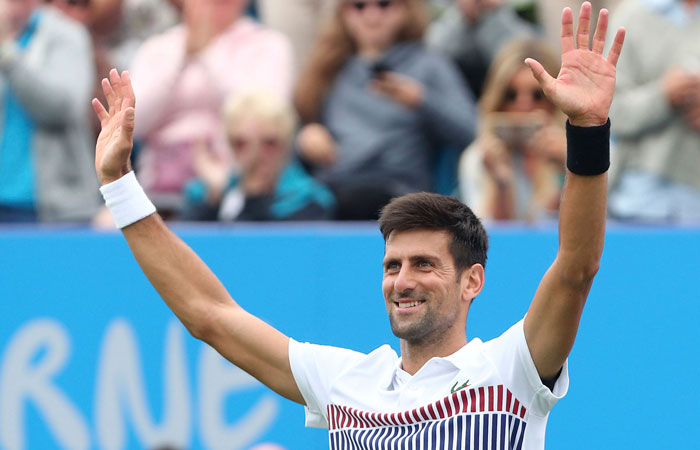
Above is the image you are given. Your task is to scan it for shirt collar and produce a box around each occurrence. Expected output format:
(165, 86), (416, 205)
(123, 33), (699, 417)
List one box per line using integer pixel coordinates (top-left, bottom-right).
(391, 338), (483, 387)
(442, 338), (483, 369)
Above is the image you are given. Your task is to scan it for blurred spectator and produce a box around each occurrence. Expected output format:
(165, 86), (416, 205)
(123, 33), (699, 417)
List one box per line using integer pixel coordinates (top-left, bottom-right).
(295, 0), (477, 220)
(0, 0), (100, 222)
(93, 0), (179, 140)
(50, 0), (179, 140)
(88, 0), (179, 71)
(130, 0), (294, 215)
(459, 39), (566, 221)
(608, 0), (700, 223)
(44, 0), (91, 23)
(181, 90), (335, 221)
(257, 0), (338, 76)
(426, 0), (535, 98)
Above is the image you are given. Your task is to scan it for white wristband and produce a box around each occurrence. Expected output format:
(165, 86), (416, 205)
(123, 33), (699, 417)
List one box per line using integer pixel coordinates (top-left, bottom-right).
(99, 171), (156, 229)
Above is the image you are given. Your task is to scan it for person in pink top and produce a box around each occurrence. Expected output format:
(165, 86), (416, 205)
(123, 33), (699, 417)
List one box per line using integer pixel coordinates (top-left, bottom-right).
(129, 0), (293, 214)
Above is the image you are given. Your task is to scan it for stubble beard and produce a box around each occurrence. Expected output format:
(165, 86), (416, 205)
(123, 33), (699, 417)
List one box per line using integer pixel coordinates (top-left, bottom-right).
(389, 307), (438, 345)
(388, 293), (452, 346)
(388, 284), (465, 347)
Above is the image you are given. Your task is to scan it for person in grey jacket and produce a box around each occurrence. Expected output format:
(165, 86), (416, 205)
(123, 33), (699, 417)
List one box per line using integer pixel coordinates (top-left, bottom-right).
(426, 0), (534, 98)
(607, 0), (700, 223)
(295, 0), (477, 220)
(0, 0), (100, 222)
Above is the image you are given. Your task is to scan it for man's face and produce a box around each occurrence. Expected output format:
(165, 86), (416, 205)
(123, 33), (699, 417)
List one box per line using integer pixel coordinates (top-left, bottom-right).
(382, 229), (467, 344)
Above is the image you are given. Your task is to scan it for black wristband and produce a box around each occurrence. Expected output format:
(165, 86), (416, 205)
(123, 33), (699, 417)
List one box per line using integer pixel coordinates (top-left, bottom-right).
(566, 118), (611, 176)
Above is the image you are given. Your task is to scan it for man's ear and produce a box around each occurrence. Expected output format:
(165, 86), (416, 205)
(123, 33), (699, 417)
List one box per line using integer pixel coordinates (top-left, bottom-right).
(461, 264), (485, 304)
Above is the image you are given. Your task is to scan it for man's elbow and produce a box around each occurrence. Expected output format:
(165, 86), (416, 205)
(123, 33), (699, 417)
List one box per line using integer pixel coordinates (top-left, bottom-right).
(185, 320), (210, 342)
(183, 301), (239, 344)
(179, 303), (221, 343)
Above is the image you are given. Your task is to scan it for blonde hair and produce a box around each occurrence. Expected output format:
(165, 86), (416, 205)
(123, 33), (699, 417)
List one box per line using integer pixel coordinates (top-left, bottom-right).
(467, 39), (567, 221)
(479, 38), (562, 117)
(223, 90), (299, 143)
(294, 0), (429, 122)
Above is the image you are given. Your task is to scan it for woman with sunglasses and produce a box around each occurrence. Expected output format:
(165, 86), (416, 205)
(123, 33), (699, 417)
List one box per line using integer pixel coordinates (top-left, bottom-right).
(459, 38), (568, 222)
(294, 0), (477, 220)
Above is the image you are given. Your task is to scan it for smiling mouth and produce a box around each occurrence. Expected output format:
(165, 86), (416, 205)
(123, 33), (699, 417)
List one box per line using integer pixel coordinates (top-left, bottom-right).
(395, 300), (425, 309)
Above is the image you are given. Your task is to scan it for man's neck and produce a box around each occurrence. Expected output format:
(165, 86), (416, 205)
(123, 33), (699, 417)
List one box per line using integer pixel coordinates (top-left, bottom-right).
(399, 335), (468, 375)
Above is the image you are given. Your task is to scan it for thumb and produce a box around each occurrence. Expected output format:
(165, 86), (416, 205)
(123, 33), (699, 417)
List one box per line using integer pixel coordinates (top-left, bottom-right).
(525, 58), (556, 96)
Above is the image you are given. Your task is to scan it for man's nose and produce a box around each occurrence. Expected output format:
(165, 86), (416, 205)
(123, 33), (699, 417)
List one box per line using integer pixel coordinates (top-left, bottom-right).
(394, 265), (416, 293)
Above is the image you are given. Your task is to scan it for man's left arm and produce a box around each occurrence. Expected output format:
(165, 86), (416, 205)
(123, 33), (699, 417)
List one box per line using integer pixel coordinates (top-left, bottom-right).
(522, 2), (625, 380)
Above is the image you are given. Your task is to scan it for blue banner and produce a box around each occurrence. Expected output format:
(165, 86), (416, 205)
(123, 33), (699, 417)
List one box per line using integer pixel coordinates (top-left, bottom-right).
(0, 224), (698, 449)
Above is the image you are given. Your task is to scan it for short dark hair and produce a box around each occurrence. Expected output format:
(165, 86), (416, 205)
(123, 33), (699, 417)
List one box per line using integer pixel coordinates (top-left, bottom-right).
(378, 193), (488, 273)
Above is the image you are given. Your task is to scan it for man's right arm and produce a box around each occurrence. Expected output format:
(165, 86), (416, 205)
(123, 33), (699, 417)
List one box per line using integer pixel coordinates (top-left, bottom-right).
(123, 214), (304, 404)
(93, 69), (305, 405)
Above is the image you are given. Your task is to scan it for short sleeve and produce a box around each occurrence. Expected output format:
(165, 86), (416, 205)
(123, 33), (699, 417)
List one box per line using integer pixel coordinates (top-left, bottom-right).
(483, 319), (569, 417)
(288, 339), (367, 428)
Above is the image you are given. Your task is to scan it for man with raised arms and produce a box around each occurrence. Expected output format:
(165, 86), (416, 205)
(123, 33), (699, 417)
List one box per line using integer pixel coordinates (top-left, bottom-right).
(91, 2), (624, 448)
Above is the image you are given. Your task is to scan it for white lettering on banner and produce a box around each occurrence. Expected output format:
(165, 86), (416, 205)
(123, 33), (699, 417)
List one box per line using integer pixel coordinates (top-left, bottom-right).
(0, 318), (283, 449)
(0, 319), (90, 450)
(95, 319), (191, 449)
(199, 345), (279, 450)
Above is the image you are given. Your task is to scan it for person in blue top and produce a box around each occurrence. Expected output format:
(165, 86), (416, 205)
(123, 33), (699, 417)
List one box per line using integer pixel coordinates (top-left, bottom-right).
(181, 89), (335, 221)
(0, 0), (100, 222)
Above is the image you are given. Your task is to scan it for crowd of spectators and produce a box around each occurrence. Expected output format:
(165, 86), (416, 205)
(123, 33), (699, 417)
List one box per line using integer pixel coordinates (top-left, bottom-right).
(0, 0), (698, 225)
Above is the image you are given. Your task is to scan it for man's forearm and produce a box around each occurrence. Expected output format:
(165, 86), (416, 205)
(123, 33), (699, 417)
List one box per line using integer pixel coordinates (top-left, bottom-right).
(557, 171), (606, 281)
(556, 121), (610, 281)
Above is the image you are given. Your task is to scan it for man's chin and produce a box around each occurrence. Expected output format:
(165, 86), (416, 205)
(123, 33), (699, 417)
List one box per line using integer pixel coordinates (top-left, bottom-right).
(389, 319), (429, 342)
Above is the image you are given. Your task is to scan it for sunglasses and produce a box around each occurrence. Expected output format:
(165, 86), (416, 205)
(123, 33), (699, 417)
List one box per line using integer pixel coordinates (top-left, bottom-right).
(347, 0), (396, 11)
(503, 88), (547, 104)
(230, 136), (282, 152)
(43, 0), (90, 6)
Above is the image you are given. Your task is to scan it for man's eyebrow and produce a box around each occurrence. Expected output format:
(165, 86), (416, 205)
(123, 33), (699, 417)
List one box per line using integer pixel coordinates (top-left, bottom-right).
(383, 254), (439, 266)
(408, 254), (439, 263)
(382, 257), (400, 267)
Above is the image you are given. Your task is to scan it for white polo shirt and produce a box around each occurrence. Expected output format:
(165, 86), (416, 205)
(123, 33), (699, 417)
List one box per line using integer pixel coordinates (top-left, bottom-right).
(289, 319), (568, 450)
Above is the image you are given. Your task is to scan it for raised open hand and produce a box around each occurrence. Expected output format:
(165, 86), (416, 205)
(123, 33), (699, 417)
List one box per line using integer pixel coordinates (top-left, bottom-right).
(91, 69), (136, 185)
(525, 2), (625, 127)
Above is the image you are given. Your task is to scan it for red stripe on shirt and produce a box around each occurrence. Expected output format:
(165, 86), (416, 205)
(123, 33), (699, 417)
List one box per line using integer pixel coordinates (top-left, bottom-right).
(328, 384), (527, 431)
